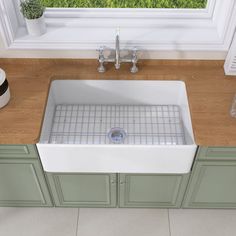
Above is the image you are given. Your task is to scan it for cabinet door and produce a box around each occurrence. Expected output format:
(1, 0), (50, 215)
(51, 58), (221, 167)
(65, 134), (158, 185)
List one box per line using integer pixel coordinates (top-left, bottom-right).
(47, 173), (117, 207)
(119, 173), (189, 208)
(183, 161), (236, 208)
(0, 145), (53, 207)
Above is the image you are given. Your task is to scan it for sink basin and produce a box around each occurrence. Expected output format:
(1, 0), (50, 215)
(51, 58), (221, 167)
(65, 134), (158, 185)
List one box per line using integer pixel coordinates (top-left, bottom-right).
(37, 80), (197, 174)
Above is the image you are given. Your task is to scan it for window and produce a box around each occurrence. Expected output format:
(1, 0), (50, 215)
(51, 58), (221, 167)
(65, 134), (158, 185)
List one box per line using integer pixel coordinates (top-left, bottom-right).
(0, 0), (236, 59)
(41, 0), (207, 9)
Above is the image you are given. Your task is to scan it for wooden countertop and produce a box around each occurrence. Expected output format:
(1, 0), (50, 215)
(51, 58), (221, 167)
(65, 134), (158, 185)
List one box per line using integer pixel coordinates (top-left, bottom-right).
(0, 59), (236, 146)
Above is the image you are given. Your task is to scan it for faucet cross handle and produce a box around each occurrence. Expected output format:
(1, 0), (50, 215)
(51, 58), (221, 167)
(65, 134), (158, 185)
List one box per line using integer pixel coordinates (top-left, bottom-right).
(97, 46), (106, 73)
(130, 47), (139, 73)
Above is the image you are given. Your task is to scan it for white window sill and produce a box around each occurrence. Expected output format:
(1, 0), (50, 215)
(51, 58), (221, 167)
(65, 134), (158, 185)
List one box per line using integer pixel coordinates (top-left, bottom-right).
(13, 24), (222, 51)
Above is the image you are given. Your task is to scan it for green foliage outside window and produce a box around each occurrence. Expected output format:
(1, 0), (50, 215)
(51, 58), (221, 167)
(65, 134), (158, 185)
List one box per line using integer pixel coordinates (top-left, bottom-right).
(40, 0), (207, 8)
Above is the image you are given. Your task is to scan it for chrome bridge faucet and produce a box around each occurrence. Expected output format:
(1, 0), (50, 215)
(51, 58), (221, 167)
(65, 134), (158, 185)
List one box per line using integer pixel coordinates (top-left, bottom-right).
(98, 31), (139, 73)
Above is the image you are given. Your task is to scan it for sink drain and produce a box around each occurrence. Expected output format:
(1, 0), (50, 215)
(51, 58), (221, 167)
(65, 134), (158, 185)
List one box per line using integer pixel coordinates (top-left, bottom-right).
(108, 128), (127, 144)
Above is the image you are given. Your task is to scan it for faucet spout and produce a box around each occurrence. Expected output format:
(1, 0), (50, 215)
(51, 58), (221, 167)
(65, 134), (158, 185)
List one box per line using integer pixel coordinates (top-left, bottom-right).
(115, 33), (120, 70)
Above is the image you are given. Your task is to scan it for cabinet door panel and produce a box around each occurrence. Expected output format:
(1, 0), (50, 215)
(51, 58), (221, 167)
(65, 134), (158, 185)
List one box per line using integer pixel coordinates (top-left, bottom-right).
(0, 145), (38, 159)
(0, 159), (52, 207)
(119, 174), (189, 208)
(198, 147), (236, 161)
(47, 173), (117, 207)
(183, 161), (236, 208)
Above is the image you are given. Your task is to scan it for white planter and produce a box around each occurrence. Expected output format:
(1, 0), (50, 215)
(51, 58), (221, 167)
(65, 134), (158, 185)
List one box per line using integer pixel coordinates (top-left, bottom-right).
(25, 15), (46, 36)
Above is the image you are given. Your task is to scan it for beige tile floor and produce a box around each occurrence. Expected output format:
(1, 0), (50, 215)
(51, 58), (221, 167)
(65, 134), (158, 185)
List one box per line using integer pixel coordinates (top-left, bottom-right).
(0, 208), (236, 236)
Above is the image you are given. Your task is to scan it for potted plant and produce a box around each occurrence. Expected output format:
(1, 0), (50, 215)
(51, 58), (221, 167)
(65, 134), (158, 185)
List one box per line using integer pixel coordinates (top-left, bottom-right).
(20, 0), (46, 36)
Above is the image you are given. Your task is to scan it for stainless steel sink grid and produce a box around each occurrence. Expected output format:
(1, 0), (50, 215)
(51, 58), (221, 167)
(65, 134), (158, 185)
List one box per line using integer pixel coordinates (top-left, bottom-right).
(49, 104), (186, 145)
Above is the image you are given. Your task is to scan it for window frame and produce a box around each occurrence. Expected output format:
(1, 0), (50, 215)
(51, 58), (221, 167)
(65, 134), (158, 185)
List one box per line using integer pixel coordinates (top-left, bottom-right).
(0, 0), (236, 58)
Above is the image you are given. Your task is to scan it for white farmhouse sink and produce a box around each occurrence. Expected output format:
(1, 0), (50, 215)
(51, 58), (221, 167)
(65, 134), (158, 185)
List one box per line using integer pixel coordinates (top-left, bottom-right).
(37, 80), (197, 174)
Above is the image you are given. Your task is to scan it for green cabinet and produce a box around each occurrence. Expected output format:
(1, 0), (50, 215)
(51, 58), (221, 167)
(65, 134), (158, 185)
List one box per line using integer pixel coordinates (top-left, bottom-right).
(119, 173), (190, 208)
(46, 173), (117, 207)
(0, 145), (52, 207)
(46, 172), (189, 208)
(183, 147), (236, 208)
